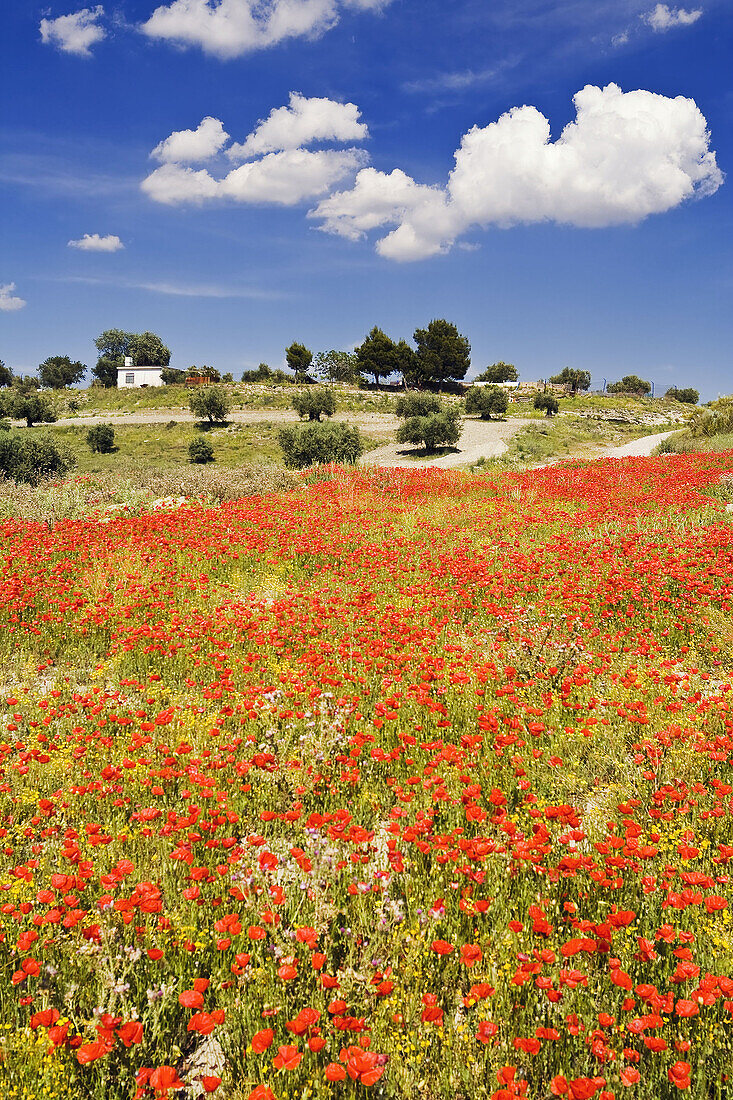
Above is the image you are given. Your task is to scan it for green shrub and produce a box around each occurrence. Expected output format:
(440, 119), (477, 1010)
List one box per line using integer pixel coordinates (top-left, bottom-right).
(396, 408), (462, 451)
(279, 422), (364, 469)
(666, 386), (699, 405)
(534, 393), (560, 417)
(607, 374), (651, 395)
(0, 433), (75, 486)
(291, 387), (336, 421)
(189, 388), (230, 424)
(188, 438), (215, 464)
(475, 362), (518, 384)
(160, 368), (187, 385)
(465, 386), (509, 420)
(394, 393), (444, 418)
(3, 392), (57, 427)
(86, 424), (116, 453)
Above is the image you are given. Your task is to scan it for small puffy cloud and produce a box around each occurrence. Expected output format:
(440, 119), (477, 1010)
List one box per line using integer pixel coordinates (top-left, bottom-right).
(645, 4), (703, 30)
(311, 84), (722, 261)
(228, 93), (367, 160)
(142, 94), (367, 206)
(0, 283), (27, 312)
(152, 117), (230, 164)
(140, 0), (392, 59)
(39, 6), (105, 56)
(68, 232), (124, 251)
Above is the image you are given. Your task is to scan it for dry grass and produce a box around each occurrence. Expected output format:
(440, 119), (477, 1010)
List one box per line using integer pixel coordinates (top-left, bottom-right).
(0, 463), (300, 523)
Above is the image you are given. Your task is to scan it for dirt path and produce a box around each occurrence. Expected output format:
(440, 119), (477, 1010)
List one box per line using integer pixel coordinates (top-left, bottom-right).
(595, 430), (677, 458)
(361, 417), (533, 469)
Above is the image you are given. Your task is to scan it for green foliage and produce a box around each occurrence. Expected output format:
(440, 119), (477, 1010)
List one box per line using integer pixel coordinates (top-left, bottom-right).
(411, 319), (471, 387)
(666, 386), (699, 404)
(91, 358), (119, 388)
(354, 327), (403, 386)
(0, 432), (75, 485)
(465, 385), (509, 419)
(396, 407), (462, 451)
(285, 342), (313, 380)
(86, 424), (116, 454)
(4, 392), (57, 427)
(313, 349), (360, 384)
(549, 367), (591, 393)
(0, 419), (10, 432)
(188, 438), (215, 464)
(394, 392), (444, 418)
(0, 361), (13, 387)
(129, 332), (171, 367)
(534, 393), (560, 417)
(475, 361), (518, 384)
(12, 375), (39, 393)
(279, 421), (364, 468)
(607, 374), (651, 395)
(686, 397), (733, 438)
(241, 363), (294, 384)
(291, 387), (337, 421)
(94, 329), (136, 361)
(189, 388), (230, 424)
(160, 368), (187, 385)
(222, 373), (234, 383)
(38, 355), (86, 389)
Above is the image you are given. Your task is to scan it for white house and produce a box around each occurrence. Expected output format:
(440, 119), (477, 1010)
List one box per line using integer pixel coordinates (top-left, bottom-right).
(117, 357), (165, 388)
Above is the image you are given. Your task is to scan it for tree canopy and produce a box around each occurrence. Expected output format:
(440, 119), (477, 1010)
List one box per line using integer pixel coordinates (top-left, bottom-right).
(38, 355), (86, 389)
(549, 367), (591, 393)
(475, 362), (518, 384)
(312, 350), (360, 385)
(285, 342), (313, 381)
(411, 319), (471, 387)
(354, 328), (403, 387)
(607, 375), (651, 395)
(465, 386), (509, 420)
(189, 388), (230, 424)
(665, 386), (699, 405)
(0, 361), (13, 388)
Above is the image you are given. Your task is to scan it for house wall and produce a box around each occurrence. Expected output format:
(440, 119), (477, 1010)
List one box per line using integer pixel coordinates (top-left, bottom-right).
(117, 367), (164, 388)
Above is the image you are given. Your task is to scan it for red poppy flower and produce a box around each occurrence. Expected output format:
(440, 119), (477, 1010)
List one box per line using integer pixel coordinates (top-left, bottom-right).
(273, 1044), (302, 1071)
(251, 1029), (274, 1053)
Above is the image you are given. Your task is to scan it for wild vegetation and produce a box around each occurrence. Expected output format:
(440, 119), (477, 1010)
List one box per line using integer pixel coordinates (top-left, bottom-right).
(0, 454), (732, 1100)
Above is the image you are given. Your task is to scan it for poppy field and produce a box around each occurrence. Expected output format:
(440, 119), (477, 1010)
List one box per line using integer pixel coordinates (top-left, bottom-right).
(1, 454), (732, 1100)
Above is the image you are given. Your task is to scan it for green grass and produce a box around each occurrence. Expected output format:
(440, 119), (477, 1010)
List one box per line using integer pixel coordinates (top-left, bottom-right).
(505, 393), (692, 422)
(657, 430), (733, 455)
(40, 419), (385, 474)
(59, 383), (402, 417)
(500, 414), (666, 466)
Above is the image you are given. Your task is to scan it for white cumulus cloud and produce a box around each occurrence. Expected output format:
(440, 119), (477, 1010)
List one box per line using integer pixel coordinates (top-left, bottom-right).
(0, 283), (27, 312)
(645, 4), (703, 30)
(39, 6), (106, 56)
(141, 94), (367, 206)
(311, 83), (723, 261)
(68, 232), (124, 251)
(141, 163), (221, 204)
(221, 149), (366, 204)
(152, 117), (230, 163)
(228, 93), (367, 160)
(140, 0), (392, 59)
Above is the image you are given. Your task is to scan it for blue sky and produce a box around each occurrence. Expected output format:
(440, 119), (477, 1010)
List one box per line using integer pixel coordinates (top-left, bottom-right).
(1, 0), (731, 395)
